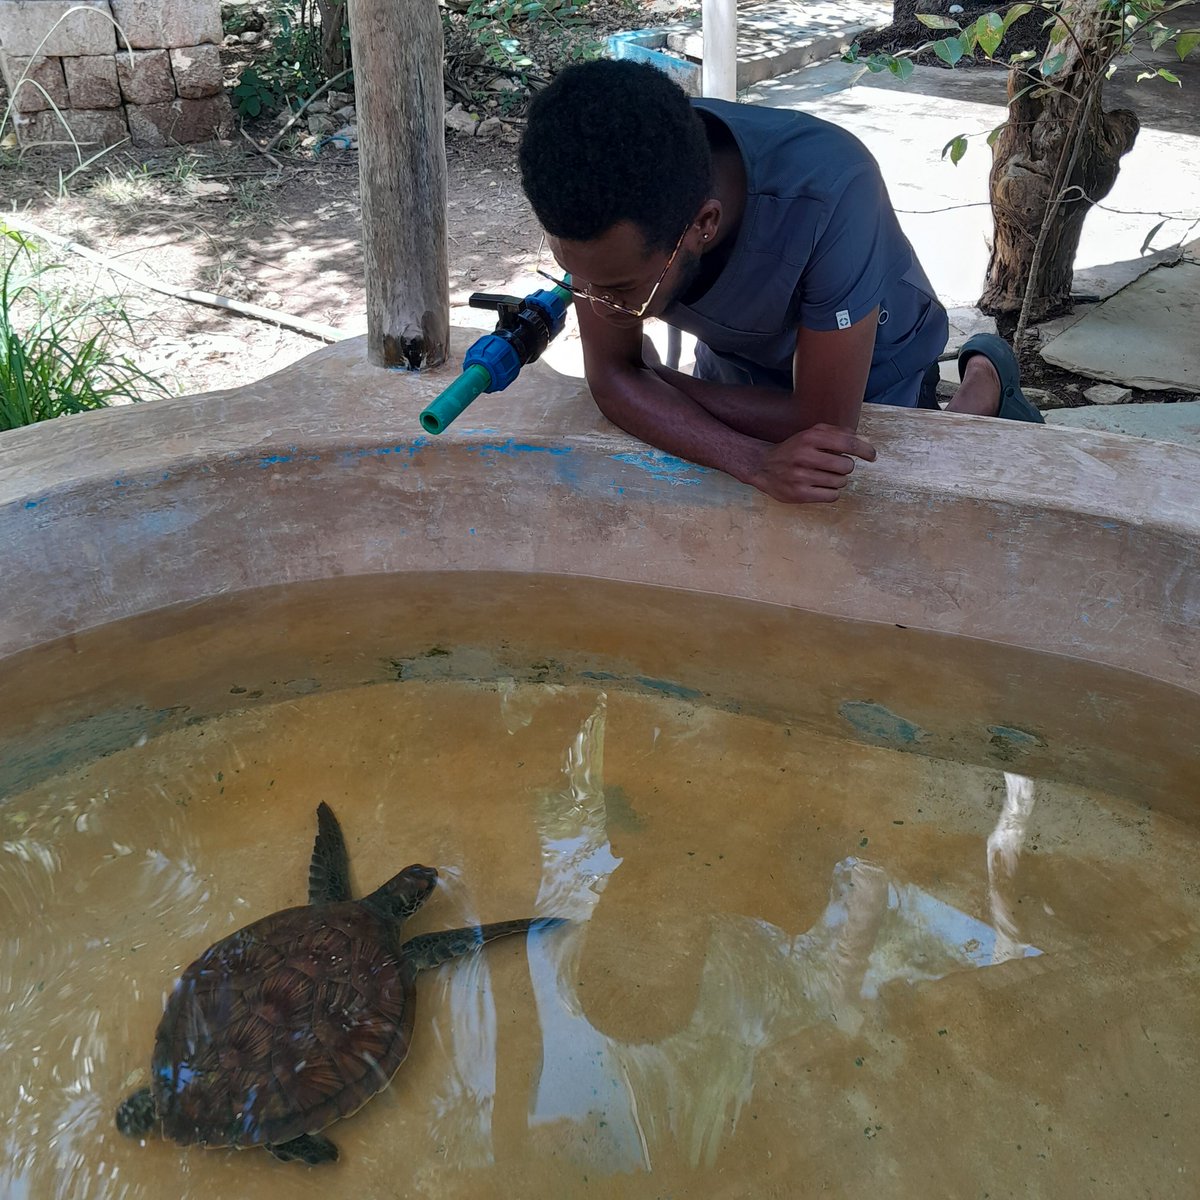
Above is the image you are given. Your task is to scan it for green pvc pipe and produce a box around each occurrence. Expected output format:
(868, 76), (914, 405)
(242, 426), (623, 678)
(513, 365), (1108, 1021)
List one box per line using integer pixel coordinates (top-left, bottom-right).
(420, 363), (492, 435)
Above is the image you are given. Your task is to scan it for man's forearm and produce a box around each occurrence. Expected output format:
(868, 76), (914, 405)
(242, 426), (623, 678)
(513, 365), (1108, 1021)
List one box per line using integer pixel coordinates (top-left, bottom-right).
(590, 367), (771, 485)
(650, 365), (863, 438)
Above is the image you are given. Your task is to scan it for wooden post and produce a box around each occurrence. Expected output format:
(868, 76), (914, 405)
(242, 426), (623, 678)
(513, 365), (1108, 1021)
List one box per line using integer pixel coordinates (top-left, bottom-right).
(348, 0), (450, 368)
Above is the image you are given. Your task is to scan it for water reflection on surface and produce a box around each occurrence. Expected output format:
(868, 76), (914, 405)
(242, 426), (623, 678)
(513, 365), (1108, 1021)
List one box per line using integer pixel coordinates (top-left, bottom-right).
(1, 679), (1197, 1199)
(525, 696), (1042, 1173)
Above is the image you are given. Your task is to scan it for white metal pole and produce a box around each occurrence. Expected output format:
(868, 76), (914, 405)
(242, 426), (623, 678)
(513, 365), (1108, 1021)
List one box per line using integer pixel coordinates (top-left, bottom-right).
(702, 0), (737, 100)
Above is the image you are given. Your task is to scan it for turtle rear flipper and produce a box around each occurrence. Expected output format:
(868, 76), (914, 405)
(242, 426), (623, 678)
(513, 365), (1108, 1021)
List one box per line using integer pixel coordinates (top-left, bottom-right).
(267, 1132), (339, 1165)
(309, 803), (352, 904)
(403, 917), (567, 971)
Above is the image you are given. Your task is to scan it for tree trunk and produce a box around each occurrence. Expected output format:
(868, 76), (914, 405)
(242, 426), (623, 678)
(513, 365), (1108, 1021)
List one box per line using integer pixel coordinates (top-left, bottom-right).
(979, 0), (1139, 319)
(347, 0), (449, 369)
(317, 2), (348, 79)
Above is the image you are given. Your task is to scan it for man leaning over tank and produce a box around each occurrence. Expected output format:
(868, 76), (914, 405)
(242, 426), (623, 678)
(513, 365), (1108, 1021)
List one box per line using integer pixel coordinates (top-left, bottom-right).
(517, 60), (1043, 506)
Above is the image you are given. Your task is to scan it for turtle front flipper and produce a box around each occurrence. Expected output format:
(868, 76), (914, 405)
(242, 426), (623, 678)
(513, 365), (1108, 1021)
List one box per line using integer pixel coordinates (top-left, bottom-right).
(266, 1132), (339, 1165)
(403, 917), (567, 971)
(309, 803), (352, 904)
(115, 1087), (156, 1138)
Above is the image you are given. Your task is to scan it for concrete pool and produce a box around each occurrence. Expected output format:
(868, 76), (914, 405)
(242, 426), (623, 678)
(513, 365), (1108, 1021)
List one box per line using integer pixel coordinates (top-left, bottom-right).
(1, 332), (1197, 1196)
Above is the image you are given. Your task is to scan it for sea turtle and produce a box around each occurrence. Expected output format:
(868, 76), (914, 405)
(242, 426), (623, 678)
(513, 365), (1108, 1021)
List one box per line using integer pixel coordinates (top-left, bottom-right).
(116, 802), (563, 1165)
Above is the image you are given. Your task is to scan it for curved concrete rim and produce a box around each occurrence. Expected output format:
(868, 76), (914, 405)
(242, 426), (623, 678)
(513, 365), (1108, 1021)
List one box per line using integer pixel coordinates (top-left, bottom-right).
(1, 329), (1197, 695)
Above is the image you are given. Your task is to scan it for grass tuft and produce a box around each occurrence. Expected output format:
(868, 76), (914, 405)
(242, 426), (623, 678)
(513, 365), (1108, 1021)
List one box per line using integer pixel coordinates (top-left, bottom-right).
(1, 225), (168, 432)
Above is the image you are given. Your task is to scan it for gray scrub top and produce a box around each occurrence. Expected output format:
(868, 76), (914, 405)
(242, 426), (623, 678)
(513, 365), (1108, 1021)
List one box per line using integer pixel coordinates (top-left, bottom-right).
(661, 99), (948, 403)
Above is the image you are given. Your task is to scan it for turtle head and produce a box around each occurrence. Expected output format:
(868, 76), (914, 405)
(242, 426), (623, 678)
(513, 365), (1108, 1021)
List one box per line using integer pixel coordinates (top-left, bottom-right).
(365, 864), (438, 923)
(115, 1087), (156, 1138)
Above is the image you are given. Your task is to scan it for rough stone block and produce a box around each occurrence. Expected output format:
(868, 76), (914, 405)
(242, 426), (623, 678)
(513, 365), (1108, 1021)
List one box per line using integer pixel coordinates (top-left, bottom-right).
(1084, 383), (1134, 406)
(14, 106), (128, 148)
(445, 103), (479, 136)
(0, 52), (69, 113)
(169, 43), (221, 99)
(109, 0), (222, 50)
(117, 48), (174, 104)
(63, 54), (122, 108)
(0, 1), (116, 56)
(126, 94), (232, 146)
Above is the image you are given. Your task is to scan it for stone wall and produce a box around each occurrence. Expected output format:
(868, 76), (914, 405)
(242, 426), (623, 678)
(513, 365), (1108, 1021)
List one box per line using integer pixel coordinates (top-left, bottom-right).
(0, 0), (232, 148)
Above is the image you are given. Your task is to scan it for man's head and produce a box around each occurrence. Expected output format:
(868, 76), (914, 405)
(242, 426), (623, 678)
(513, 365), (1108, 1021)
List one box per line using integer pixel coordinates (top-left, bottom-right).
(519, 60), (715, 322)
(519, 59), (711, 251)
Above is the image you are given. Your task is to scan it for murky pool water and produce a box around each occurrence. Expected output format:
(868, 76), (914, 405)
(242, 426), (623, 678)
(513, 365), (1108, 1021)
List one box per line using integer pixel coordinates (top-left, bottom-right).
(3, 665), (1198, 1199)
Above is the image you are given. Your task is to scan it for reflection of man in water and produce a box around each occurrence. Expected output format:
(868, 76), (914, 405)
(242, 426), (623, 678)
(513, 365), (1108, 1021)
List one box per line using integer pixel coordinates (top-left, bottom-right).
(533, 842), (894, 1169)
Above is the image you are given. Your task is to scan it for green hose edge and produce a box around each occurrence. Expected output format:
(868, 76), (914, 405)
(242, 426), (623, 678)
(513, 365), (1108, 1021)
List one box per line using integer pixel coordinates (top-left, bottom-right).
(420, 363), (492, 435)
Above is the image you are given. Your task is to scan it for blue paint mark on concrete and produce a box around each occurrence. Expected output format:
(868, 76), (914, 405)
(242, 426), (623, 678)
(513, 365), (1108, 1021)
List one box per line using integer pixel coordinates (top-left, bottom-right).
(258, 452), (295, 467)
(839, 701), (927, 745)
(23, 498), (44, 509)
(609, 449), (709, 486)
(634, 676), (704, 701)
(470, 440), (571, 459)
(469, 528), (476, 535)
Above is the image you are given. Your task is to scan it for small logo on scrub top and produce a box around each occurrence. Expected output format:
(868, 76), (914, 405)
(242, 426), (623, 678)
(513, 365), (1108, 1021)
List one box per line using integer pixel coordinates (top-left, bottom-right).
(836, 309), (851, 329)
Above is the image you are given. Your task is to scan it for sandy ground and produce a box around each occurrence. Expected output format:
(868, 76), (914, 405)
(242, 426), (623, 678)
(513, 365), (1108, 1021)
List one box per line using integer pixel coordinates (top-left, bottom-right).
(3, 132), (542, 397)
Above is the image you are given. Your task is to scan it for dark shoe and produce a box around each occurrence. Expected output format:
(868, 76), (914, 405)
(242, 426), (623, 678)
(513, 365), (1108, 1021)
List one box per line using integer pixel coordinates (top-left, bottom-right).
(957, 333), (1045, 424)
(917, 361), (942, 410)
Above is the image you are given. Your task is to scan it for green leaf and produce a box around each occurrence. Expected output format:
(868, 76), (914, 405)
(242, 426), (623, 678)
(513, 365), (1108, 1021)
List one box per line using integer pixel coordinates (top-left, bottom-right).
(975, 12), (1006, 56)
(917, 13), (961, 29)
(890, 55), (915, 80)
(934, 36), (965, 66)
(986, 122), (1007, 146)
(1001, 3), (1033, 32)
(1149, 23), (1176, 51)
(1048, 19), (1068, 45)
(1042, 51), (1067, 77)
(1178, 31), (1200, 60)
(941, 134), (968, 164)
(1140, 219), (1167, 254)
(1157, 67), (1182, 84)
(1009, 48), (1037, 62)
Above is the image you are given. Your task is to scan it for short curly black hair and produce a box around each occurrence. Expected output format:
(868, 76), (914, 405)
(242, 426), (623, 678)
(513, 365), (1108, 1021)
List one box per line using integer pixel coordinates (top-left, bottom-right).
(519, 60), (712, 253)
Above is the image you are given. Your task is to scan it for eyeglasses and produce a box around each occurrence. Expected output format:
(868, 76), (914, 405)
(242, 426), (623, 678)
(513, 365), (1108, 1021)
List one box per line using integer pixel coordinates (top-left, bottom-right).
(535, 224), (691, 320)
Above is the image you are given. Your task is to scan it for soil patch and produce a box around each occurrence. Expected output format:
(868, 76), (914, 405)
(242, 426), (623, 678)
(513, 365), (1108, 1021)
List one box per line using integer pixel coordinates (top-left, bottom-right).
(856, 0), (1048, 65)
